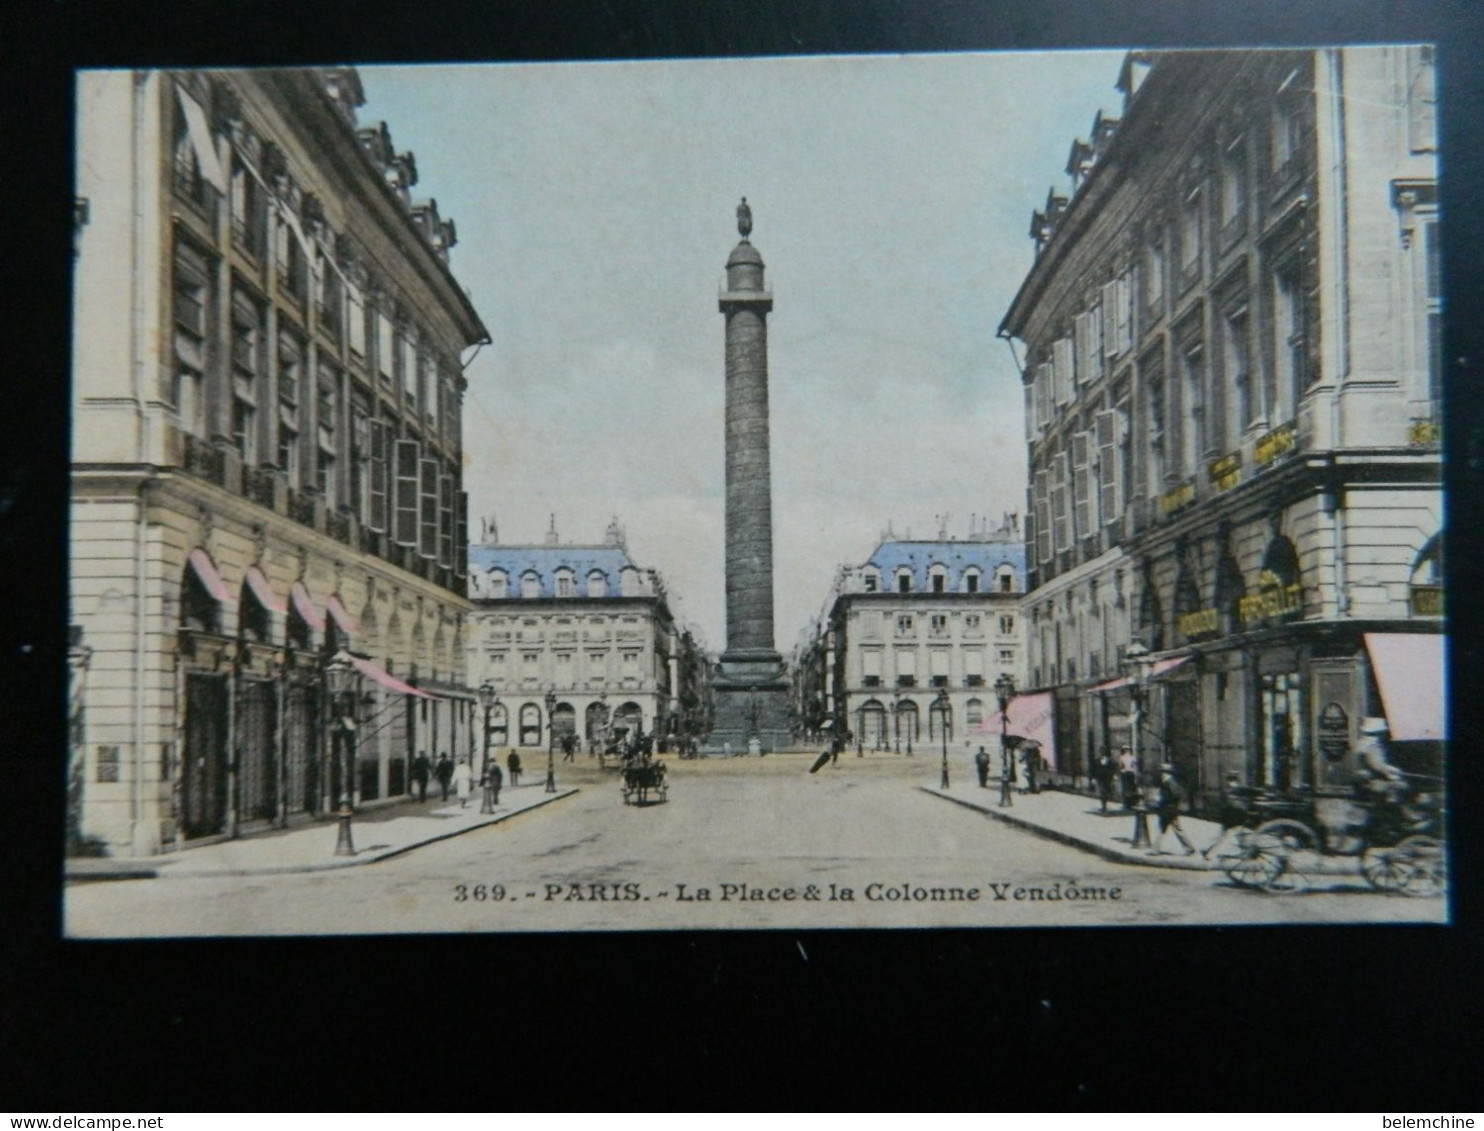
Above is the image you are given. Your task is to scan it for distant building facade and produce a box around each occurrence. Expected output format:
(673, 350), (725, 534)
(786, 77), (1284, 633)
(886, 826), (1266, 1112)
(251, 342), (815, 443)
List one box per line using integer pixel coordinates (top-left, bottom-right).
(71, 68), (487, 855)
(796, 518), (1027, 753)
(466, 519), (707, 751)
(1000, 48), (1443, 806)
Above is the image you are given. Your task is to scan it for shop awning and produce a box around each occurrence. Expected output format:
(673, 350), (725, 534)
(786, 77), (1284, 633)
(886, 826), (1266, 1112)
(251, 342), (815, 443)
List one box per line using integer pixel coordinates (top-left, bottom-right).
(187, 548), (235, 606)
(351, 656), (440, 701)
(175, 85), (228, 194)
(1365, 633), (1446, 742)
(243, 566), (286, 614)
(325, 595), (358, 639)
(289, 581), (325, 633)
(1089, 653), (1193, 693)
(995, 690), (1058, 772)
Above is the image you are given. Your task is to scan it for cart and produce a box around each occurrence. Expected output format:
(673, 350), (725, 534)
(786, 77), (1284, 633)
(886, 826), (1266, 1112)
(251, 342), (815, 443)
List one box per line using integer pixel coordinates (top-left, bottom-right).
(1220, 778), (1444, 896)
(620, 752), (668, 806)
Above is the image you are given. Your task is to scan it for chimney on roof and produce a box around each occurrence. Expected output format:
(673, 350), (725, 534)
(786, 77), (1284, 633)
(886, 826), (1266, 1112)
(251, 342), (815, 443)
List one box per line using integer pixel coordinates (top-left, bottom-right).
(546, 513), (559, 546)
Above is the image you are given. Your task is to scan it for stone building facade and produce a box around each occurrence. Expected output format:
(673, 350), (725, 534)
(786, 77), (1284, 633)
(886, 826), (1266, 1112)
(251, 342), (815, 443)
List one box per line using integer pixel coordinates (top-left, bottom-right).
(1000, 48), (1443, 807)
(796, 519), (1027, 755)
(465, 520), (708, 757)
(71, 68), (488, 855)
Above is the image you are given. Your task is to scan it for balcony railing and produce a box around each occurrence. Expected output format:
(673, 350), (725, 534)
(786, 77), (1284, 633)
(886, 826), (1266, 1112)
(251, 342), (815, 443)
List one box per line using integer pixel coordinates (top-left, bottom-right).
(930, 675), (949, 688)
(181, 434), (226, 487)
(964, 674), (984, 687)
(896, 675), (916, 688)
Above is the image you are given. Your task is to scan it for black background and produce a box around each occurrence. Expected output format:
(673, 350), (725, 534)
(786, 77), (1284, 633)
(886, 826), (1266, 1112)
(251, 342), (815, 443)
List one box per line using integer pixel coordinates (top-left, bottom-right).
(4, 0), (1482, 1112)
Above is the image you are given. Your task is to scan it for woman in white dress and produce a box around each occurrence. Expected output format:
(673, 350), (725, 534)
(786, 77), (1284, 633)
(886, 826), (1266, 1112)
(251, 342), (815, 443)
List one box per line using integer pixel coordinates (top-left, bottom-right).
(452, 758), (474, 808)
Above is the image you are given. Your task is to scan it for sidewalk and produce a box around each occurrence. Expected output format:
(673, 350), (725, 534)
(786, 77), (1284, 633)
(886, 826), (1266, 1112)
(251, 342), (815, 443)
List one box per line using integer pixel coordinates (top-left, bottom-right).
(921, 783), (1226, 870)
(65, 784), (579, 881)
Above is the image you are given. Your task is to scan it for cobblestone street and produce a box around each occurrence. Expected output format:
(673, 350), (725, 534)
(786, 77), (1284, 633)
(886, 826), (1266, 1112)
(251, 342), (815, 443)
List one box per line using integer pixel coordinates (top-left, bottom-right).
(66, 752), (1445, 936)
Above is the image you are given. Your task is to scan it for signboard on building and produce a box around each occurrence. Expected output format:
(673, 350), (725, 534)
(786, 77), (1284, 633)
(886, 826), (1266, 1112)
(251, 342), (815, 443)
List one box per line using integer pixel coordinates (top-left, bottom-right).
(1238, 569), (1303, 627)
(1318, 701), (1350, 762)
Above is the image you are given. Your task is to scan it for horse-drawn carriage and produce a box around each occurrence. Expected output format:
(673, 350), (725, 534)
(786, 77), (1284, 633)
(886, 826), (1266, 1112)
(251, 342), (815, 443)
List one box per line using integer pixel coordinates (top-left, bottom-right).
(620, 751), (668, 805)
(1219, 777), (1445, 896)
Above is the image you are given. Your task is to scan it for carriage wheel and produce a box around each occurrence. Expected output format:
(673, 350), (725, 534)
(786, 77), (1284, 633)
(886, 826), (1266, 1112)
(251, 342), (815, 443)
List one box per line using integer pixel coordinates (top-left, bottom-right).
(1361, 847), (1410, 893)
(1224, 848), (1284, 889)
(1396, 836), (1446, 898)
(1251, 819), (1319, 857)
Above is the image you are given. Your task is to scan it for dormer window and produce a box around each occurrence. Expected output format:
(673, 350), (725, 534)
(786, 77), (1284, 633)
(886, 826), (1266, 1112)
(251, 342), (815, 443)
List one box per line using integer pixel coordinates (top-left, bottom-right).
(588, 570), (606, 598)
(896, 568), (913, 594)
(929, 564), (947, 593)
(963, 568), (981, 594)
(555, 569), (575, 598)
(862, 567), (880, 593)
(520, 571), (540, 599)
(487, 569), (507, 598)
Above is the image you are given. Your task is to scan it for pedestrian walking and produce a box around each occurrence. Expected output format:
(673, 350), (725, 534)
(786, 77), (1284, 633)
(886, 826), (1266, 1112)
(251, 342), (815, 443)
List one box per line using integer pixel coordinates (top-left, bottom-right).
(434, 752), (454, 802)
(1021, 740), (1042, 794)
(1150, 763), (1196, 856)
(1117, 745), (1140, 810)
(507, 750), (522, 787)
(1093, 748), (1117, 813)
(453, 758), (474, 808)
(1201, 772), (1256, 861)
(998, 764), (1014, 808)
(485, 761), (504, 806)
(562, 733), (576, 763)
(974, 746), (991, 788)
(411, 753), (431, 803)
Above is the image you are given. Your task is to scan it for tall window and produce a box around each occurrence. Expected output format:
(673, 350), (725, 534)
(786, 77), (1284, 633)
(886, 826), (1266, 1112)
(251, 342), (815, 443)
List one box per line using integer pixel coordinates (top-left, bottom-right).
(1272, 82), (1304, 179)
(1272, 260), (1306, 418)
(1408, 46), (1437, 153)
(1051, 450), (1071, 553)
(521, 571), (540, 599)
(275, 218), (306, 301)
(1180, 341), (1206, 472)
(277, 332), (303, 486)
(347, 284), (367, 363)
(376, 307), (395, 384)
(316, 372), (337, 504)
(1179, 187), (1202, 277)
(1423, 217), (1442, 407)
(350, 396), (371, 520)
(1143, 237), (1165, 317)
(1220, 138), (1246, 232)
(172, 242), (211, 438)
(230, 291), (261, 463)
(897, 570), (912, 594)
(587, 571), (606, 598)
(1222, 306), (1252, 445)
(1146, 365), (1166, 491)
(314, 254), (341, 337)
(1072, 430), (1093, 540)
(230, 157), (263, 256)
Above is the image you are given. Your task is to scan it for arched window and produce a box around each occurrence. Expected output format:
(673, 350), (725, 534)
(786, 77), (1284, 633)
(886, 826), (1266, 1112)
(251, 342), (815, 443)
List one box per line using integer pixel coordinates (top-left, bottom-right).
(181, 549), (228, 635)
(586, 700), (609, 740)
(929, 697), (952, 741)
(551, 702), (576, 741)
(859, 699), (887, 748)
(962, 567), (981, 594)
(929, 563), (948, 593)
(897, 699), (920, 742)
(238, 570), (275, 644)
(487, 569), (508, 599)
(518, 703), (542, 746)
(620, 567), (641, 597)
(520, 571), (540, 599)
(587, 570), (607, 598)
(995, 564), (1016, 593)
(614, 700), (643, 737)
(488, 702), (509, 746)
(896, 568), (913, 593)
(555, 569), (575, 598)
(966, 698), (984, 728)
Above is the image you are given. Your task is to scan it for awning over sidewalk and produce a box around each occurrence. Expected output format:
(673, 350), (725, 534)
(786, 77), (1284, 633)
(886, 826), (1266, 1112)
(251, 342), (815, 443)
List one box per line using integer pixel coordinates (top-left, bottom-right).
(326, 595), (358, 639)
(1089, 653), (1193, 693)
(243, 565), (286, 614)
(351, 656), (440, 701)
(1365, 633), (1446, 742)
(187, 548), (235, 606)
(995, 690), (1058, 772)
(289, 581), (325, 632)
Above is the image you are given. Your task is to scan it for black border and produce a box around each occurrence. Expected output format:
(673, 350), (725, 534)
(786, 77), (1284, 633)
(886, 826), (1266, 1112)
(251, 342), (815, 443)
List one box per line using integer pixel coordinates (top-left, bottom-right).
(6, 0), (1483, 1111)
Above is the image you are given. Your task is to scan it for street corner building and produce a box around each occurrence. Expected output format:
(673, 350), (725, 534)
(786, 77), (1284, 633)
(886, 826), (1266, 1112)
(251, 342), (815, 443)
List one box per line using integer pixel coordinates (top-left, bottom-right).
(998, 48), (1444, 813)
(464, 517), (711, 756)
(792, 516), (1029, 757)
(69, 68), (490, 857)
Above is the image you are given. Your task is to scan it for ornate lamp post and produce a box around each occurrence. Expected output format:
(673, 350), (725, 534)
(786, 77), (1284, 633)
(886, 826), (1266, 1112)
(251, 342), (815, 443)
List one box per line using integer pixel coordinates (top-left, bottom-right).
(1123, 640), (1154, 848)
(544, 688), (558, 793)
(994, 672), (1016, 807)
(324, 650), (360, 857)
(478, 680), (497, 814)
(935, 688), (952, 789)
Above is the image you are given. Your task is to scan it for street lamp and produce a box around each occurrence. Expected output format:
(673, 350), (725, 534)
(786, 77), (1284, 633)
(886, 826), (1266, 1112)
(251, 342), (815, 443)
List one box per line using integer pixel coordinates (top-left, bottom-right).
(995, 673), (1016, 807)
(934, 688), (951, 789)
(544, 688), (558, 793)
(324, 650), (360, 857)
(1123, 640), (1153, 848)
(891, 692), (901, 754)
(478, 680), (497, 814)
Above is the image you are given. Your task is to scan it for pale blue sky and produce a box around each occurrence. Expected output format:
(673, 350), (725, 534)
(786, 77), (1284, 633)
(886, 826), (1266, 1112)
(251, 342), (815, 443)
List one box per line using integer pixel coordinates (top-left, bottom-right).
(358, 51), (1126, 652)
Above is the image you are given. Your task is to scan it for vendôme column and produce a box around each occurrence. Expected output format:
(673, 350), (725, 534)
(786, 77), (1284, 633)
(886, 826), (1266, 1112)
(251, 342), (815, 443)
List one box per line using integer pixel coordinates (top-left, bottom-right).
(710, 198), (793, 752)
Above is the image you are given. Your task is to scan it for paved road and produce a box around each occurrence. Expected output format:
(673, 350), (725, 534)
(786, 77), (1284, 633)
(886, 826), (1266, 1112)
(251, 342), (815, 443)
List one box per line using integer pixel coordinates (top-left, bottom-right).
(65, 754), (1445, 936)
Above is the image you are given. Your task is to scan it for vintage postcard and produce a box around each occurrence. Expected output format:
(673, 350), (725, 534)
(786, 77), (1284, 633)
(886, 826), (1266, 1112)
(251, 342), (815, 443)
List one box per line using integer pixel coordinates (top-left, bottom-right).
(65, 46), (1446, 936)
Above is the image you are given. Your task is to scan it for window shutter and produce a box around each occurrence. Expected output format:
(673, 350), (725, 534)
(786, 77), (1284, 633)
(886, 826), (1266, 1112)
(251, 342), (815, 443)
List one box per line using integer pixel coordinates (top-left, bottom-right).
(419, 456), (439, 559)
(1052, 450), (1071, 553)
(1053, 338), (1075, 405)
(1090, 303), (1105, 383)
(1035, 363), (1052, 429)
(1117, 273), (1133, 355)
(1024, 381), (1036, 442)
(1096, 410), (1120, 528)
(438, 471), (454, 569)
(1101, 281), (1120, 358)
(1072, 431), (1092, 538)
(455, 490), (468, 578)
(394, 438), (419, 546)
(1034, 468), (1052, 563)
(368, 420), (388, 532)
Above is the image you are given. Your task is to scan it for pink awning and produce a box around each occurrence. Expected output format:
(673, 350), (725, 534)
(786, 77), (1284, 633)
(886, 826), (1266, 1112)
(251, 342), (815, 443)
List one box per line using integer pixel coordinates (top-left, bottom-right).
(1090, 653), (1192, 693)
(1365, 633), (1446, 742)
(351, 656), (440, 701)
(326, 595), (358, 639)
(187, 548), (235, 605)
(995, 690), (1058, 771)
(289, 581), (325, 632)
(243, 566), (286, 614)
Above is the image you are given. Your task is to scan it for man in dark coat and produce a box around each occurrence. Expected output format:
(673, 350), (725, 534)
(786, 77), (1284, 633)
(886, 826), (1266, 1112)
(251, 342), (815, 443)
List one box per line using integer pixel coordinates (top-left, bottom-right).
(434, 753), (454, 802)
(1150, 762), (1196, 856)
(485, 761), (503, 806)
(411, 753), (431, 803)
(507, 750), (522, 787)
(1093, 748), (1117, 813)
(974, 747), (991, 788)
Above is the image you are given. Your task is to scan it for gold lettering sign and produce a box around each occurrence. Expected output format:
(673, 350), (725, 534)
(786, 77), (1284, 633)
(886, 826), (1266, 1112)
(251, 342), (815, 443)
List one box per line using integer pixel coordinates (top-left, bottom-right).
(1408, 419), (1441, 446)
(1254, 421), (1296, 466)
(1177, 608), (1220, 639)
(1410, 585), (1443, 617)
(1238, 569), (1304, 627)
(1159, 480), (1197, 515)
(1208, 452), (1242, 493)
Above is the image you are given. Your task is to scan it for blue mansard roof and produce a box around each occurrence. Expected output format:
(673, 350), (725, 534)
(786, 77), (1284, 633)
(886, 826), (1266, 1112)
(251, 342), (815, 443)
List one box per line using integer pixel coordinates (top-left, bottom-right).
(466, 543), (643, 600)
(863, 538), (1026, 591)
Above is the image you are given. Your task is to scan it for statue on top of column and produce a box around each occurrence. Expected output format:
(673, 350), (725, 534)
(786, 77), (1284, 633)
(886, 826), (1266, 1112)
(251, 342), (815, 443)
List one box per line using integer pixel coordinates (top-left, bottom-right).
(736, 197), (752, 239)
